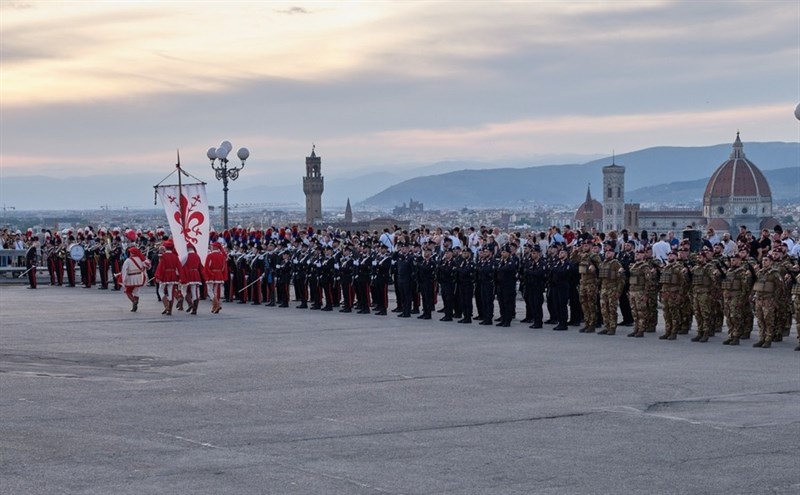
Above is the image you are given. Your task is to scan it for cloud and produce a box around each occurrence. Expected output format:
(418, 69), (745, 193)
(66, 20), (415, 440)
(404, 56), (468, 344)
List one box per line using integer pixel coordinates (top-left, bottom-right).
(275, 6), (310, 15)
(1, 1), (797, 186)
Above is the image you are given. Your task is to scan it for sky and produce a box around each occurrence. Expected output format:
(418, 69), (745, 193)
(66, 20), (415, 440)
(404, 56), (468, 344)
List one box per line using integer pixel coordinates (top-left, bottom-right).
(1, 0), (799, 191)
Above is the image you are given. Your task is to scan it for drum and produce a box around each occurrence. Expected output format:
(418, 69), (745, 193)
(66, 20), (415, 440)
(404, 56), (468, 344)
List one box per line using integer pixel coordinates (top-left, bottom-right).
(69, 243), (85, 261)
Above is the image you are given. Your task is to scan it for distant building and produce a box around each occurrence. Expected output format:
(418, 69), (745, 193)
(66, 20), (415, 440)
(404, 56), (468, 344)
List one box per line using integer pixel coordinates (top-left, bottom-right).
(302, 145), (324, 225)
(574, 184), (603, 231)
(602, 158), (625, 232)
(344, 197), (353, 224)
(701, 132), (776, 233)
(619, 133), (777, 236)
(392, 198), (424, 216)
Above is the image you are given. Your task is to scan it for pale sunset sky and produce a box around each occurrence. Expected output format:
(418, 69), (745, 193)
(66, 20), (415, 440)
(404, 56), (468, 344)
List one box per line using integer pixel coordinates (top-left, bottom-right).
(1, 0), (798, 186)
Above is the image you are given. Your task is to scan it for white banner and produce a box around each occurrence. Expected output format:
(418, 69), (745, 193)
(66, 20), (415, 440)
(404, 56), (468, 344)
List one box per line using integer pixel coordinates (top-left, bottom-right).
(155, 182), (210, 265)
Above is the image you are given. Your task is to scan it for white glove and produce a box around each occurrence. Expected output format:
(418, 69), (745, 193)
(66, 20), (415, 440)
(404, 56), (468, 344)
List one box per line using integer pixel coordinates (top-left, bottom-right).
(334, 263), (340, 269)
(315, 262), (321, 267)
(372, 261), (377, 266)
(354, 260), (359, 266)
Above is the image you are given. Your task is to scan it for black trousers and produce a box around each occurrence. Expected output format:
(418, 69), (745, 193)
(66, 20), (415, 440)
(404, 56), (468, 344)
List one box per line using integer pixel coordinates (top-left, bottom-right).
(498, 283), (516, 324)
(479, 283), (494, 322)
(459, 281), (473, 319)
(552, 284), (570, 326)
(440, 282), (455, 319)
(397, 281), (412, 315)
(420, 280), (434, 316)
(524, 284), (544, 325)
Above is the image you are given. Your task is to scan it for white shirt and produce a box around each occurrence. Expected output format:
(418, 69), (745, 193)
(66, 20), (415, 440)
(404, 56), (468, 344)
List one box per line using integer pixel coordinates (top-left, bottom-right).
(722, 239), (737, 257)
(652, 240), (672, 262)
(379, 232), (394, 250)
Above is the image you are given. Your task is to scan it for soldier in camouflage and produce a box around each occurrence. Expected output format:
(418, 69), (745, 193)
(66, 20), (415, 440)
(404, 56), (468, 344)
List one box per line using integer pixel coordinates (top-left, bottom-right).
(689, 248), (721, 343)
(598, 244), (624, 335)
(577, 240), (601, 334)
(659, 250), (688, 340)
(752, 254), (785, 348)
(721, 254), (753, 346)
(627, 248), (657, 338)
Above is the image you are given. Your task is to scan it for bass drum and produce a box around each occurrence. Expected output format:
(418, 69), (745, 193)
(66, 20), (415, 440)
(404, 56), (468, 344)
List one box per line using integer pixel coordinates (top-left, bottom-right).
(69, 243), (86, 261)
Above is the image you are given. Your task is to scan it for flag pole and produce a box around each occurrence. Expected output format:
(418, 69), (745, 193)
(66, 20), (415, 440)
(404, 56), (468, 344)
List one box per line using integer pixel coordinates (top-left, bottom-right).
(176, 149), (185, 232)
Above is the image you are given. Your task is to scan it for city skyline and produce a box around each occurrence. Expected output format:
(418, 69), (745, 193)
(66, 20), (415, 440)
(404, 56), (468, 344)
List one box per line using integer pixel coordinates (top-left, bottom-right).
(1, 1), (799, 194)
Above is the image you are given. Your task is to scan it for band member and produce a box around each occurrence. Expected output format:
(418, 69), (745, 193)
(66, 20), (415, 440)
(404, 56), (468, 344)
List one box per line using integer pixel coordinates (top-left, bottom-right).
(65, 235), (77, 287)
(122, 246), (150, 312)
(337, 245), (355, 312)
(181, 243), (203, 315)
(109, 236), (123, 290)
(25, 236), (39, 289)
(204, 241), (228, 314)
(154, 240), (181, 315)
(53, 236), (65, 286)
(275, 250), (293, 308)
(96, 230), (110, 289)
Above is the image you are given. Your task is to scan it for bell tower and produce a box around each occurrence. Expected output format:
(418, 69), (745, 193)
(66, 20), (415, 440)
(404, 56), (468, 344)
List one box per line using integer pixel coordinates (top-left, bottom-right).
(303, 145), (324, 225)
(602, 155), (625, 232)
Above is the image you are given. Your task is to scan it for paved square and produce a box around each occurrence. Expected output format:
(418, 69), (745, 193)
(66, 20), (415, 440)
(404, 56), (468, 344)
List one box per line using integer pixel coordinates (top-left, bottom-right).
(1, 285), (798, 494)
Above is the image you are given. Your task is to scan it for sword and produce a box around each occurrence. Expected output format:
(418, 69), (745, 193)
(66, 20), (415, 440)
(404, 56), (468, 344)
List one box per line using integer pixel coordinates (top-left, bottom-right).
(238, 275), (264, 293)
(17, 266), (35, 278)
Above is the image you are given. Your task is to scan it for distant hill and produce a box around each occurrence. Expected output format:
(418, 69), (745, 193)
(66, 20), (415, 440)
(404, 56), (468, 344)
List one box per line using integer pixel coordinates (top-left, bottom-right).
(627, 167), (800, 204)
(2, 143), (796, 210)
(360, 142), (799, 208)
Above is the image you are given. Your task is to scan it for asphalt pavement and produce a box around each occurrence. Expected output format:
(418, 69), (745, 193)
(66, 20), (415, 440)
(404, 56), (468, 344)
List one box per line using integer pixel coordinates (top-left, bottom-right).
(1, 285), (798, 495)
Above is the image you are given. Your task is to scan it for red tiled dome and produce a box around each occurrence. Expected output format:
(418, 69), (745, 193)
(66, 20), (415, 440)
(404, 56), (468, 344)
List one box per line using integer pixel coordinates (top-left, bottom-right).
(706, 218), (730, 231)
(703, 133), (771, 200)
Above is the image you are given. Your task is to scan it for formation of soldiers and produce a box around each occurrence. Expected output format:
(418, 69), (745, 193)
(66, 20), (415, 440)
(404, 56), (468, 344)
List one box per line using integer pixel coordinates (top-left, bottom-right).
(9, 224), (800, 351)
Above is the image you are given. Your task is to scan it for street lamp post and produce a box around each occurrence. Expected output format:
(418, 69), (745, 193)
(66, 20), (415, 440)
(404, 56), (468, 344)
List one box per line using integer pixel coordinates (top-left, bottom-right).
(207, 141), (250, 231)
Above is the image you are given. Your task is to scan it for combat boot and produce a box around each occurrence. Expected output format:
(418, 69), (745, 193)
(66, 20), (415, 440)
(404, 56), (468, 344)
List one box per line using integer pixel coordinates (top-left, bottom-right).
(723, 337), (733, 345)
(634, 331), (644, 338)
(728, 337), (739, 345)
(597, 329), (609, 335)
(761, 340), (771, 348)
(691, 333), (703, 342)
(752, 340), (764, 348)
(773, 333), (782, 342)
(658, 333), (670, 340)
(666, 334), (677, 340)
(606, 330), (616, 336)
(627, 331), (637, 337)
(584, 326), (595, 333)
(794, 344), (800, 351)
(699, 332), (709, 343)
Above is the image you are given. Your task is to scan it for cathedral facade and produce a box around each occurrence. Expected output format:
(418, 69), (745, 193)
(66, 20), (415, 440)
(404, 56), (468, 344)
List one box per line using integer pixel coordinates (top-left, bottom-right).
(575, 134), (776, 236)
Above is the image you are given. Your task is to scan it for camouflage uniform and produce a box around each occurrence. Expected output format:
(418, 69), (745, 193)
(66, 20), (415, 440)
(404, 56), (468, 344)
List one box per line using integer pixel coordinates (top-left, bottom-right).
(721, 262), (753, 345)
(739, 256), (758, 338)
(678, 251), (696, 333)
(659, 258), (688, 340)
(773, 257), (793, 339)
(598, 256), (624, 335)
(577, 250), (601, 333)
(689, 260), (720, 342)
(645, 258), (662, 332)
(752, 262), (785, 348)
(627, 258), (656, 337)
(709, 254), (726, 335)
